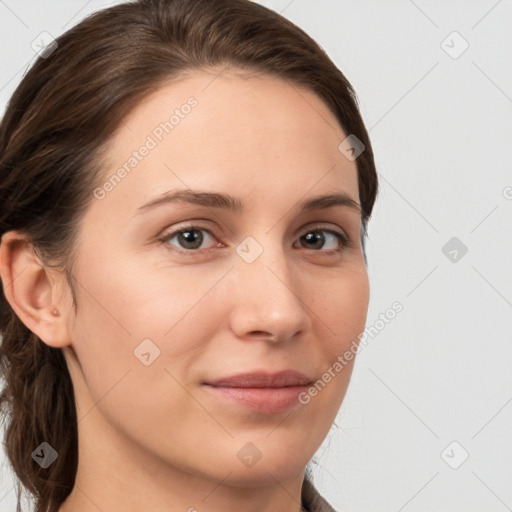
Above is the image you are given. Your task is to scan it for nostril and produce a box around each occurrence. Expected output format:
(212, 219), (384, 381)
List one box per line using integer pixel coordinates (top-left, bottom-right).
(250, 331), (276, 341)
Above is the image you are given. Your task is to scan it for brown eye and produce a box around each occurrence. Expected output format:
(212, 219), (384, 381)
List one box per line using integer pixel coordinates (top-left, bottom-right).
(296, 229), (349, 252)
(161, 226), (217, 252)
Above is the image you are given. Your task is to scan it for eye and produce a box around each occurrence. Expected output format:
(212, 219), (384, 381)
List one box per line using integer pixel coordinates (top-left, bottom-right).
(159, 225), (218, 253)
(158, 224), (351, 255)
(295, 228), (350, 252)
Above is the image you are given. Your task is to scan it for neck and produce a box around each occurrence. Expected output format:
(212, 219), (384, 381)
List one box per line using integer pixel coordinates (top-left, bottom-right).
(58, 406), (307, 512)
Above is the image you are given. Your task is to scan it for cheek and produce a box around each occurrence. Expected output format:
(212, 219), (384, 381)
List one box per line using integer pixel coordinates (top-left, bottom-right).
(69, 248), (232, 375)
(281, 263), (370, 425)
(66, 254), (220, 444)
(309, 263), (370, 351)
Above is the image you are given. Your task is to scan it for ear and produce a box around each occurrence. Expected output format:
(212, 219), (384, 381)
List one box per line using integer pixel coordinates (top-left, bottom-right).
(0, 230), (72, 348)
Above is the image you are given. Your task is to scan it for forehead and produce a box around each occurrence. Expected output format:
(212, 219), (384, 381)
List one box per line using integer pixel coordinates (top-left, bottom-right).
(95, 69), (359, 214)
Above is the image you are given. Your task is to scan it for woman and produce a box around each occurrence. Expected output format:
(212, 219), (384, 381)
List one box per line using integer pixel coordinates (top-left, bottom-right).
(0, 0), (378, 511)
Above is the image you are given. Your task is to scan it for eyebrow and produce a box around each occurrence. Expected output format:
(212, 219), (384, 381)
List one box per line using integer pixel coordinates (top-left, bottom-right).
(135, 189), (361, 215)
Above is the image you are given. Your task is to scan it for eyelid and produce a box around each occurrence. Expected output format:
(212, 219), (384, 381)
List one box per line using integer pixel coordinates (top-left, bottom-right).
(159, 222), (216, 237)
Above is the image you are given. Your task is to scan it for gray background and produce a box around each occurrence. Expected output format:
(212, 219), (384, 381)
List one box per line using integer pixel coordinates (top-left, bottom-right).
(1, 0), (511, 511)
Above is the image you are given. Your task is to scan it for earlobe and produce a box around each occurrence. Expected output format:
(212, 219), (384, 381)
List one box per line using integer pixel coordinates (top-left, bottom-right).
(0, 230), (71, 348)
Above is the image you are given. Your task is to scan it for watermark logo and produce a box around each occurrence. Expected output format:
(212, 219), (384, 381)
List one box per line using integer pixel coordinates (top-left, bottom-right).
(133, 338), (161, 366)
(237, 442), (262, 468)
(31, 31), (58, 58)
(441, 31), (469, 59)
(338, 134), (365, 161)
(441, 441), (469, 469)
(236, 236), (264, 263)
(441, 237), (468, 263)
(32, 442), (58, 468)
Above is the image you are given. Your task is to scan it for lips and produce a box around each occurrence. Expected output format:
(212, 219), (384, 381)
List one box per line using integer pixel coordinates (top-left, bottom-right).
(203, 370), (313, 414)
(205, 370), (312, 388)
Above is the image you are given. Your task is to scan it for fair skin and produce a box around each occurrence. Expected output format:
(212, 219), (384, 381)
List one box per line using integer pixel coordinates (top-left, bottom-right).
(0, 69), (369, 512)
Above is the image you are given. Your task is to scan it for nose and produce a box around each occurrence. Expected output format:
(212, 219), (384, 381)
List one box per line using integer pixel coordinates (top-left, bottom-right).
(228, 242), (312, 344)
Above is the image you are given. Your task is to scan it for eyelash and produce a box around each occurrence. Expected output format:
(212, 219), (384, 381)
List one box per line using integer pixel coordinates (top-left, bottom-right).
(157, 223), (353, 256)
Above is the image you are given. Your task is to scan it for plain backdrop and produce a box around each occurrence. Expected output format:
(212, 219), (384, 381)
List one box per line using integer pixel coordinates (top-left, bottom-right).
(1, 1), (511, 511)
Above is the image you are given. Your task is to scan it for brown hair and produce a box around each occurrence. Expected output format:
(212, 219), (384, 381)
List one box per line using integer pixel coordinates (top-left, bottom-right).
(0, 0), (379, 510)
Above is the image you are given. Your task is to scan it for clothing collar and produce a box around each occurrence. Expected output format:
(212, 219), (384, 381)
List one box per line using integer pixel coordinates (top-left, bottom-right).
(301, 476), (337, 512)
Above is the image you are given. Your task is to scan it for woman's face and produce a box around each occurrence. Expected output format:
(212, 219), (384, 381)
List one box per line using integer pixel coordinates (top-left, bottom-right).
(60, 69), (369, 486)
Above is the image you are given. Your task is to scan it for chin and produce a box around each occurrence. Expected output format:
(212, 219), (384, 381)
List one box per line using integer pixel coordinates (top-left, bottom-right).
(222, 460), (307, 489)
(222, 443), (312, 487)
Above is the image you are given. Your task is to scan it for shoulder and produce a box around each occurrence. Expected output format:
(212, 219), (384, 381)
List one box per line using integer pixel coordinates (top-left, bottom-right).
(301, 476), (338, 512)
